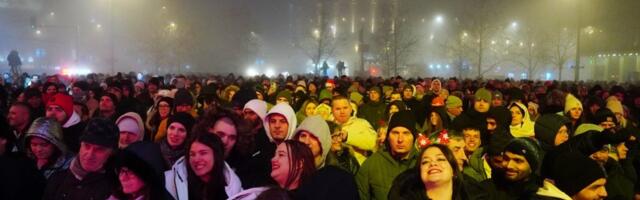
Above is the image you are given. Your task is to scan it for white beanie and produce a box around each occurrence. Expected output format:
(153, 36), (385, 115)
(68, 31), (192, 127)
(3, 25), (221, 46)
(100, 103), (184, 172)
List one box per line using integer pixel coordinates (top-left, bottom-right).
(118, 117), (141, 136)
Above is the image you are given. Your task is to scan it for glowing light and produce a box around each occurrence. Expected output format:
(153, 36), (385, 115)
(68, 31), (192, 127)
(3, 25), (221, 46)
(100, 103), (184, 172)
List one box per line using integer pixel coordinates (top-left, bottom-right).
(62, 66), (92, 76)
(35, 29), (42, 35)
(245, 67), (259, 77)
(511, 22), (518, 28)
(265, 68), (275, 77)
(434, 15), (444, 24)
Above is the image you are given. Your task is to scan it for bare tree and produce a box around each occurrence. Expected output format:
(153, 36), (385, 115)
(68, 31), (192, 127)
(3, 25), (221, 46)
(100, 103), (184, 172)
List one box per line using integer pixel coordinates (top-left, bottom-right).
(297, 0), (343, 75)
(548, 27), (576, 81)
(507, 28), (550, 80)
(373, 1), (420, 77)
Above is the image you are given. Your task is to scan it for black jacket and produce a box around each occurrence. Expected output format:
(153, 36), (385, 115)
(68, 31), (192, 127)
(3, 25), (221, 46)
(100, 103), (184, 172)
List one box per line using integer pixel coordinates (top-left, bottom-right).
(62, 121), (86, 153)
(43, 169), (115, 200)
(0, 152), (46, 200)
(295, 166), (359, 200)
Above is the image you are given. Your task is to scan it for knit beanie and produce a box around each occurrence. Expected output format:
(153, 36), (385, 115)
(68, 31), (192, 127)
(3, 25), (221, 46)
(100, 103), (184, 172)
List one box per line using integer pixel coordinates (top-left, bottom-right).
(46, 93), (74, 122)
(174, 88), (194, 106)
(504, 137), (542, 173)
(368, 86), (381, 95)
(167, 112), (195, 135)
(81, 118), (120, 149)
(446, 95), (463, 109)
(487, 129), (514, 156)
(387, 110), (417, 137)
(564, 94), (583, 114)
(551, 152), (606, 196)
(605, 96), (623, 115)
(276, 90), (292, 103)
(116, 141), (167, 195)
(475, 88), (492, 102)
(534, 114), (569, 146)
(232, 86), (258, 109)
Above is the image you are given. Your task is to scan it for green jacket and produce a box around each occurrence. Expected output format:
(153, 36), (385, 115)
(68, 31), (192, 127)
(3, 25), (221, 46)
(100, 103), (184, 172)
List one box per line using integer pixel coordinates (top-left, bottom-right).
(356, 149), (417, 200)
(357, 101), (386, 130)
(463, 147), (489, 182)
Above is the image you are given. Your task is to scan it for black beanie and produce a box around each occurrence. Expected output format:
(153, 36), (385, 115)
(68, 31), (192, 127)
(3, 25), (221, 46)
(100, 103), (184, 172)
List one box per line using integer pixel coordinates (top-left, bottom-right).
(117, 141), (167, 189)
(174, 88), (194, 106)
(387, 110), (417, 137)
(487, 128), (514, 156)
(552, 152), (606, 196)
(504, 137), (542, 173)
(593, 108), (617, 125)
(231, 86), (257, 109)
(534, 114), (570, 147)
(81, 118), (120, 149)
(167, 112), (195, 135)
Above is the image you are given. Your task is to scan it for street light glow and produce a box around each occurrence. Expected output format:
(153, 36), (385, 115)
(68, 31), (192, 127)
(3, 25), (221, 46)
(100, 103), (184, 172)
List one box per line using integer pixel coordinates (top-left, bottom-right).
(35, 29), (42, 35)
(511, 21), (518, 28)
(434, 15), (444, 24)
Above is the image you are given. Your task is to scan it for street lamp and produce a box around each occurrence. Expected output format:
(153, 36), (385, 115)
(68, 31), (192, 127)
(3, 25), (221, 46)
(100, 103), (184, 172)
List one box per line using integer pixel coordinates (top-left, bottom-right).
(434, 15), (444, 24)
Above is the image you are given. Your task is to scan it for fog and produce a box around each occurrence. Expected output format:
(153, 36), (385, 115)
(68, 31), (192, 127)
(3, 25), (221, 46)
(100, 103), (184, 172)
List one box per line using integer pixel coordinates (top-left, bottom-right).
(0, 0), (639, 81)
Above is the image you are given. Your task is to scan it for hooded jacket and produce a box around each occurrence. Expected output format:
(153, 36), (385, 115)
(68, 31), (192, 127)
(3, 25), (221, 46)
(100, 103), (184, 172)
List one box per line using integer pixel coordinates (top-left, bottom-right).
(164, 156), (242, 200)
(61, 111), (86, 152)
(294, 116), (359, 200)
(25, 118), (74, 179)
(534, 114), (570, 151)
(294, 115), (331, 167)
(509, 102), (535, 138)
(263, 103), (297, 142)
(244, 99), (268, 121)
(295, 100), (317, 124)
(336, 116), (378, 165)
(116, 112), (145, 148)
(109, 142), (172, 200)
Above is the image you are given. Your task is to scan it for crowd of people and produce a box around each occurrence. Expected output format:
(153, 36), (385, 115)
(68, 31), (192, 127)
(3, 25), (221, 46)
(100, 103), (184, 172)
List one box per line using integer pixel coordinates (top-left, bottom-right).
(0, 71), (639, 200)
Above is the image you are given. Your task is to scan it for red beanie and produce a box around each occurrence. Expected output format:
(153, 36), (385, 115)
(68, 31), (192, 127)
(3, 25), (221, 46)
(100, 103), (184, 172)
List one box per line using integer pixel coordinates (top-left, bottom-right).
(47, 93), (74, 121)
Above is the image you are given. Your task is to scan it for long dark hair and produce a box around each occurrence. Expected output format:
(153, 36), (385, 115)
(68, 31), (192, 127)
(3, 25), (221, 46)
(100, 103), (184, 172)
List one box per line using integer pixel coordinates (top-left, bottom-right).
(418, 144), (467, 200)
(280, 140), (316, 190)
(186, 133), (228, 200)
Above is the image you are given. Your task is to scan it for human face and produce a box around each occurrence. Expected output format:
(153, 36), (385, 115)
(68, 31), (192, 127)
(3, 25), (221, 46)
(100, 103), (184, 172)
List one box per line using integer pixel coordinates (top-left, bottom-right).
(189, 141), (215, 182)
(27, 96), (42, 108)
(332, 99), (352, 124)
(118, 167), (146, 196)
(503, 152), (532, 182)
(599, 117), (616, 130)
(167, 122), (188, 148)
(158, 102), (171, 118)
(463, 129), (481, 153)
(271, 143), (294, 188)
(243, 108), (260, 127)
(46, 85), (57, 95)
(268, 114), (289, 143)
(403, 88), (413, 99)
(446, 139), (467, 170)
(510, 106), (523, 126)
(569, 107), (583, 120)
(474, 99), (490, 113)
(148, 84), (158, 94)
(388, 126), (414, 158)
(590, 149), (609, 166)
(369, 90), (380, 102)
(209, 118), (237, 158)
(297, 131), (322, 165)
(79, 142), (112, 172)
(430, 112), (441, 126)
(447, 106), (463, 116)
(46, 105), (67, 124)
(486, 118), (497, 132)
(492, 98), (503, 107)
(554, 125), (569, 146)
(489, 155), (506, 170)
(276, 97), (289, 104)
(573, 178), (607, 200)
(119, 131), (139, 149)
(8, 106), (29, 128)
(420, 147), (454, 185)
(99, 96), (116, 113)
(175, 104), (192, 113)
(304, 103), (317, 117)
(616, 142), (628, 160)
(30, 137), (55, 160)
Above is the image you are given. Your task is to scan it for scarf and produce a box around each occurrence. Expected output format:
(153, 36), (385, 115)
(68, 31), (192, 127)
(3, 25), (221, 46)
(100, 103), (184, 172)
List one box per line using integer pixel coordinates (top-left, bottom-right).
(160, 140), (185, 166)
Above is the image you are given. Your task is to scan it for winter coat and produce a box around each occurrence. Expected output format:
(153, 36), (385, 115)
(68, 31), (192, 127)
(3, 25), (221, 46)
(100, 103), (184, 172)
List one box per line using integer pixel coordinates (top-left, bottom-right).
(0, 152), (46, 200)
(233, 128), (277, 188)
(43, 162), (116, 200)
(61, 112), (86, 153)
(356, 149), (417, 200)
(336, 116), (378, 165)
(24, 117), (74, 179)
(463, 147), (490, 182)
(604, 158), (634, 200)
(296, 166), (359, 200)
(164, 157), (242, 200)
(509, 102), (535, 138)
(358, 100), (387, 130)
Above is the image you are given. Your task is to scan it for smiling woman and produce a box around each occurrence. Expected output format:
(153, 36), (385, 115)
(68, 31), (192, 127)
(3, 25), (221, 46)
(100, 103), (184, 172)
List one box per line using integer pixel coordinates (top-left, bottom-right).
(388, 144), (468, 200)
